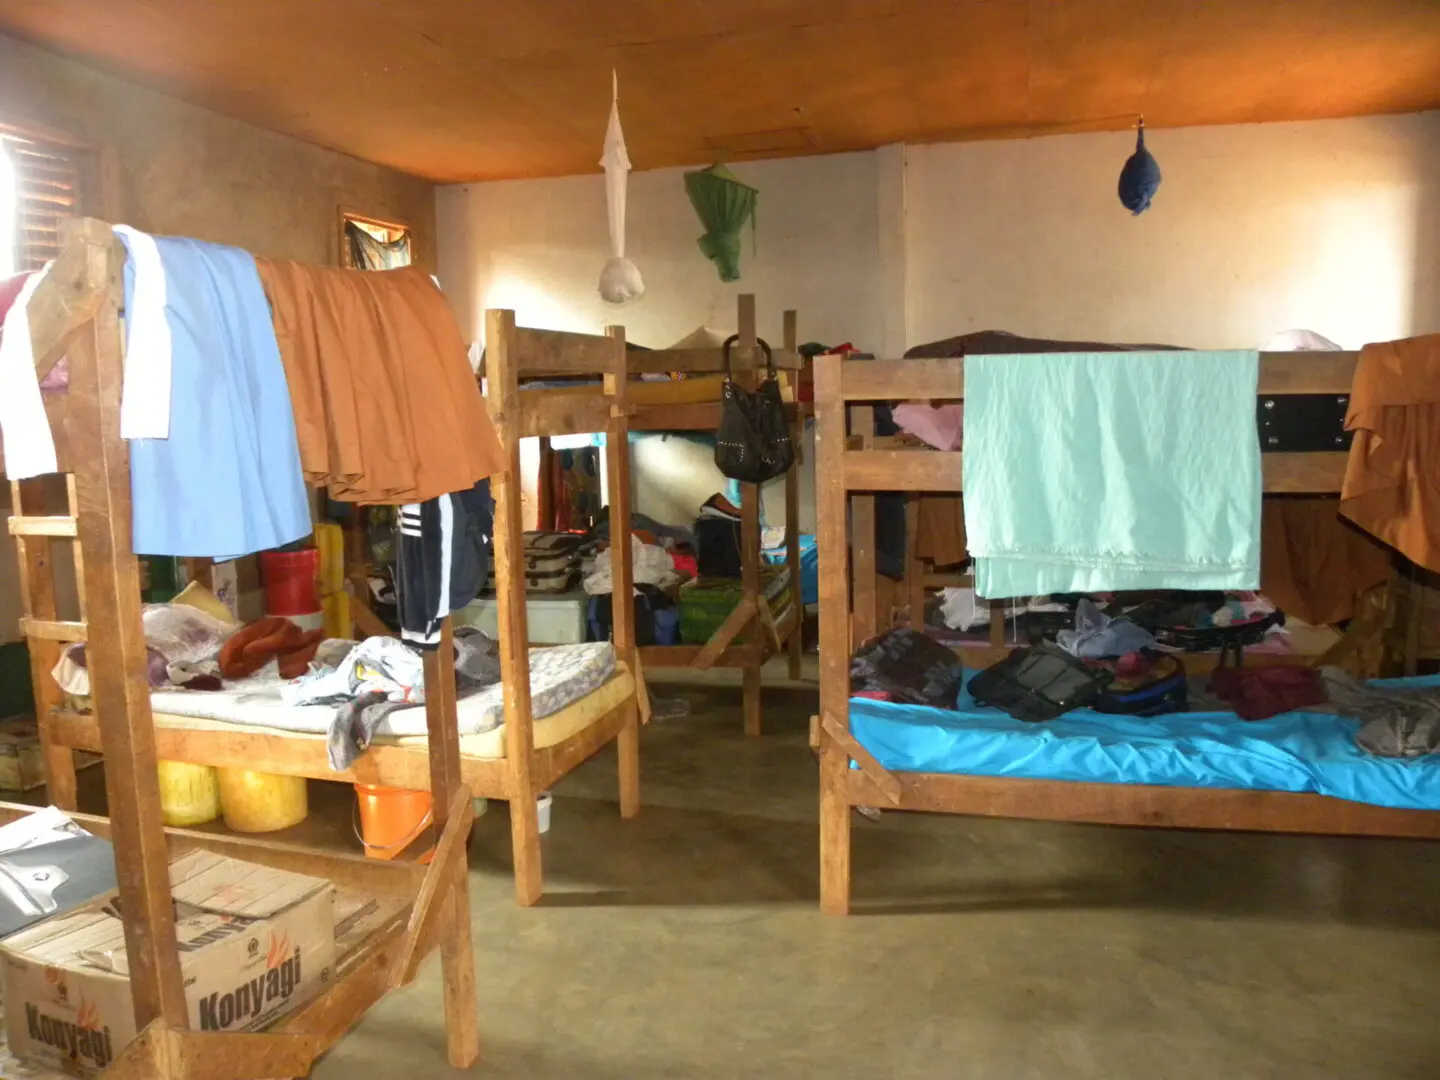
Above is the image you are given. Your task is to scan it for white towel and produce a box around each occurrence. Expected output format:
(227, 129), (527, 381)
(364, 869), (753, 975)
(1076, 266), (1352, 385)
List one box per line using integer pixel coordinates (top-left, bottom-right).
(113, 225), (173, 439)
(0, 269), (58, 479)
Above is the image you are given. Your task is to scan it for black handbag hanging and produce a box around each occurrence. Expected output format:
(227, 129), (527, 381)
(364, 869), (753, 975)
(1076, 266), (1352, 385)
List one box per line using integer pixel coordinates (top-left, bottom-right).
(713, 334), (796, 484)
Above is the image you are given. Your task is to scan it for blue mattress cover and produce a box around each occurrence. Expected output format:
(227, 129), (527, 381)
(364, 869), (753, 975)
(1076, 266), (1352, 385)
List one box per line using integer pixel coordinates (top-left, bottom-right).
(850, 673), (1440, 811)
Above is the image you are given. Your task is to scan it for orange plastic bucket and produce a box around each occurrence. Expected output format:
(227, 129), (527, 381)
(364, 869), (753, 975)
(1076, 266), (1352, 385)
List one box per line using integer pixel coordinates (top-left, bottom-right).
(354, 784), (433, 861)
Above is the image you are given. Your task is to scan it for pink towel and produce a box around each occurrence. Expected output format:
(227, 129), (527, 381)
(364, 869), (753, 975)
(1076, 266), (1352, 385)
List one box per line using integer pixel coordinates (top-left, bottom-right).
(893, 403), (963, 451)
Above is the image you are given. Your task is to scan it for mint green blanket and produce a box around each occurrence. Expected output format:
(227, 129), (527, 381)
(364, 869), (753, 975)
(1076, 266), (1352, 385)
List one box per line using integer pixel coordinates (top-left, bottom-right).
(963, 351), (1261, 599)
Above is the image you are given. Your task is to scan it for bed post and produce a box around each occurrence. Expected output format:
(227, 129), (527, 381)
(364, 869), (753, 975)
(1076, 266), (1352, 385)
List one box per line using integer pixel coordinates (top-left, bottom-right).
(849, 404), (878, 644)
(815, 352), (853, 915)
(605, 324), (641, 818)
(905, 499), (925, 629)
(783, 309), (804, 681)
(66, 223), (193, 1027)
(736, 295), (765, 736)
(420, 619), (481, 1065)
(486, 309), (544, 906)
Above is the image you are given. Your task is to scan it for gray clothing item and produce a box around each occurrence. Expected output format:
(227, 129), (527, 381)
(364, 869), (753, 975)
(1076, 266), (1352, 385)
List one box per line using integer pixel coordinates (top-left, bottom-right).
(326, 630), (504, 770)
(1056, 599), (1158, 659)
(1318, 666), (1440, 758)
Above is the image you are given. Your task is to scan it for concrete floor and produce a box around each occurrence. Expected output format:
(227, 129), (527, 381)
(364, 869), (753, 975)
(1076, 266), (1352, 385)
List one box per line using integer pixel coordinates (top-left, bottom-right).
(289, 672), (1440, 1079)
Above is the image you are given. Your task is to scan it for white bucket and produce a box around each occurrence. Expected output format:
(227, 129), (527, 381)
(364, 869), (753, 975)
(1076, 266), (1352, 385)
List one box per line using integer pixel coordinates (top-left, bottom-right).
(536, 792), (553, 834)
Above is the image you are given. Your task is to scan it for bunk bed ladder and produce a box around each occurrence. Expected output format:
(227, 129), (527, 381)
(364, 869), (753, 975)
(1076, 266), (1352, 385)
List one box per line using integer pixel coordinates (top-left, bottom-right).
(10, 476), (85, 809)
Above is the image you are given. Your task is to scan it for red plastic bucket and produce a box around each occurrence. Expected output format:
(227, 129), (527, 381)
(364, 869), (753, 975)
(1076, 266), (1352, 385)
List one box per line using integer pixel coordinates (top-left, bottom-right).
(260, 547), (320, 616)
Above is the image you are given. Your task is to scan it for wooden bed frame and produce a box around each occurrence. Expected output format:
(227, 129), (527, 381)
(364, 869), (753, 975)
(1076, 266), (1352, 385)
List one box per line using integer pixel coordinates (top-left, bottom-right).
(532, 294), (809, 736)
(814, 349), (1440, 916)
(32, 301), (644, 908)
(3, 219), (479, 1076)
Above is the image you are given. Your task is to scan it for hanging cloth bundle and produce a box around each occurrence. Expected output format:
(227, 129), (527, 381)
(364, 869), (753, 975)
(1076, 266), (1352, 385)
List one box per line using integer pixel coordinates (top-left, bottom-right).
(684, 164), (757, 282)
(1117, 117), (1162, 216)
(713, 334), (795, 484)
(598, 71), (644, 303)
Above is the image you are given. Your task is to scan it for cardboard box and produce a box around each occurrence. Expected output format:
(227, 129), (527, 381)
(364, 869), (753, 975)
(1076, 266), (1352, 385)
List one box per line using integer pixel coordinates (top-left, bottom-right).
(1, 851), (334, 1076)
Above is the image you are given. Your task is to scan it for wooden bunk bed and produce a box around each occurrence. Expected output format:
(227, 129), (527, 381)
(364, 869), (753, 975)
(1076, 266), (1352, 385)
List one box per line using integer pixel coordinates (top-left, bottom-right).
(814, 349), (1440, 916)
(533, 294), (809, 737)
(29, 243), (643, 909)
(2, 219), (479, 1076)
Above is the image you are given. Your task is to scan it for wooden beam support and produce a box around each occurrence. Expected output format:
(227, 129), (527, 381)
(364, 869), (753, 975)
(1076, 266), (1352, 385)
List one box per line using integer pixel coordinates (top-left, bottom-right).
(390, 789), (475, 988)
(835, 352), (1357, 402)
(487, 309), (544, 907)
(845, 449), (963, 492)
(511, 327), (615, 375)
(26, 219), (116, 379)
(419, 619), (481, 1067)
(844, 769), (1440, 838)
(821, 712), (903, 806)
(604, 322), (641, 817)
(19, 616), (87, 641)
(815, 354), (854, 916)
(1261, 452), (1348, 492)
(692, 595), (758, 670)
(625, 344), (803, 375)
(8, 515), (77, 537)
(519, 388), (611, 438)
(65, 223), (190, 1032)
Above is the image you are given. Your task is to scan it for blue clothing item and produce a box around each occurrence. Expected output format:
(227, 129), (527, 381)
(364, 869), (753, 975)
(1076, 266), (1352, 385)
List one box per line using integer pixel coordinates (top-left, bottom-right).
(762, 532), (817, 605)
(963, 351), (1262, 599)
(1055, 598), (1157, 658)
(848, 674), (1440, 811)
(121, 235), (310, 559)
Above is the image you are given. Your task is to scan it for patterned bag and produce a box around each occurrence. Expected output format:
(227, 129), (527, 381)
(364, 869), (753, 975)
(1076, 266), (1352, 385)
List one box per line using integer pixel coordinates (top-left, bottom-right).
(713, 335), (795, 483)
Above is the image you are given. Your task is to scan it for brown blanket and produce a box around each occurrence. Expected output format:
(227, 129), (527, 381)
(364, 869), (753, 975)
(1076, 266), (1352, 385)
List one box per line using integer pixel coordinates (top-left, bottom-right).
(1340, 334), (1440, 571)
(256, 260), (503, 504)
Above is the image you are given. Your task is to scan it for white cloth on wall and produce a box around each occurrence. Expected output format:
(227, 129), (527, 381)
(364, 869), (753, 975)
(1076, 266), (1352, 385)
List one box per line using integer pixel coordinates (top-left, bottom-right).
(0, 269), (58, 479)
(113, 225), (173, 439)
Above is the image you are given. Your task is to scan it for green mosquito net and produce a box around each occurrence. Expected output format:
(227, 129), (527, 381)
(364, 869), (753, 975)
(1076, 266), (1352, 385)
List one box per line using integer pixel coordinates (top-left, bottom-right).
(684, 164), (757, 282)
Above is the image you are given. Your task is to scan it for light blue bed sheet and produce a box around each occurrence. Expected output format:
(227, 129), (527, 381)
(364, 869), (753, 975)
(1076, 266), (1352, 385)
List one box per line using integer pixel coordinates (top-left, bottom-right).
(849, 674), (1440, 811)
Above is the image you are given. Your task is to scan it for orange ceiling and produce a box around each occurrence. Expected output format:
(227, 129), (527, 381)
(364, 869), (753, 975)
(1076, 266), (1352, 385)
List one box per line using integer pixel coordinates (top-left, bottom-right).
(1, 0), (1438, 182)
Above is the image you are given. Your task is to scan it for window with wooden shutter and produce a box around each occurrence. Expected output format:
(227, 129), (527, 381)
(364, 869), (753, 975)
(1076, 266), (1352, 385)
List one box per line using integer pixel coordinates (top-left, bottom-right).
(3, 135), (83, 271)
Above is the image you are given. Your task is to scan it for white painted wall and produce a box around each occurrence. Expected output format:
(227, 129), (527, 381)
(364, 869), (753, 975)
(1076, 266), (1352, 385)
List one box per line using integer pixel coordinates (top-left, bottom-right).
(437, 111), (1440, 532)
(438, 152), (883, 532)
(906, 112), (1440, 350)
(438, 150), (882, 353)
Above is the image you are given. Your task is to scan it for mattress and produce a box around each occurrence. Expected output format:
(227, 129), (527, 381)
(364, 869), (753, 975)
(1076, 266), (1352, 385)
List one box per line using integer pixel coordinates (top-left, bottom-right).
(147, 643), (624, 756)
(146, 664), (635, 761)
(850, 673), (1440, 811)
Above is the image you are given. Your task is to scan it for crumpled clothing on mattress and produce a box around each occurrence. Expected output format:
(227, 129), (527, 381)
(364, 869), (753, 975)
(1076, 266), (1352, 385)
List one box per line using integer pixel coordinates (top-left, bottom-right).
(1319, 666), (1440, 758)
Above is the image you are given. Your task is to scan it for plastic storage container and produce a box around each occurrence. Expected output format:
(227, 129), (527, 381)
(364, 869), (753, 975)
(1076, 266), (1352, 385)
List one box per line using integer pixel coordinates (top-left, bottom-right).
(354, 784), (433, 860)
(157, 760), (220, 827)
(458, 591), (588, 644)
(259, 547), (321, 617)
(216, 768), (308, 832)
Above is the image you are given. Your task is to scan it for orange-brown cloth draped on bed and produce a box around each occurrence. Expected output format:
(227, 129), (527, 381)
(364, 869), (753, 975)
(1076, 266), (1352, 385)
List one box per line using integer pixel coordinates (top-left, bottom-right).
(256, 259), (503, 504)
(1340, 334), (1440, 572)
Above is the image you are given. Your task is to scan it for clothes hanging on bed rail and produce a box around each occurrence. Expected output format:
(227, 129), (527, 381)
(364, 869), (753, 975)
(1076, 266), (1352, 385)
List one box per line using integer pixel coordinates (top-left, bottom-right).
(120, 234), (312, 559)
(1340, 334), (1440, 572)
(963, 351), (1262, 598)
(256, 259), (504, 504)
